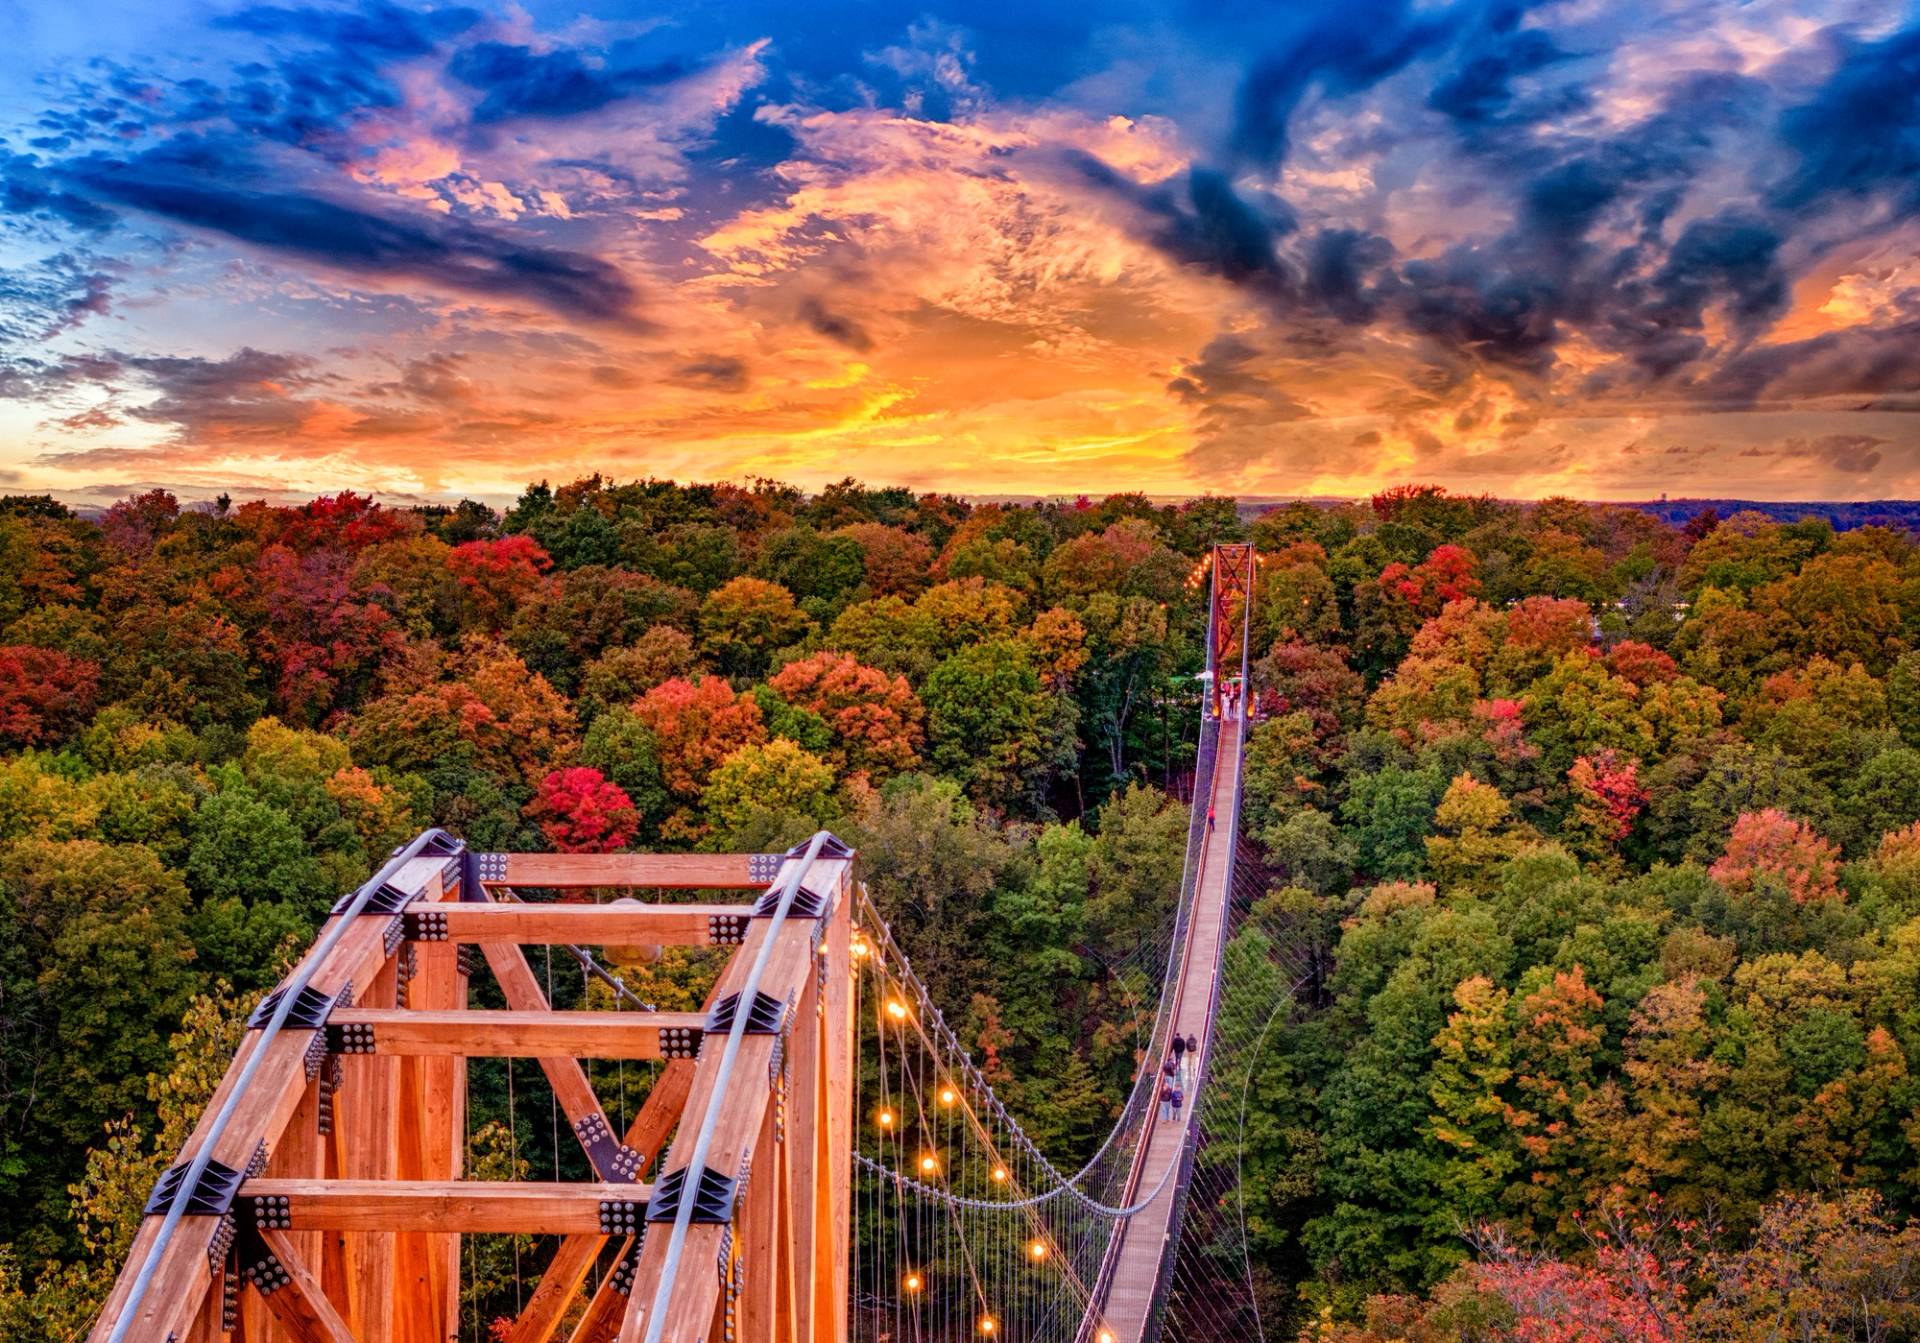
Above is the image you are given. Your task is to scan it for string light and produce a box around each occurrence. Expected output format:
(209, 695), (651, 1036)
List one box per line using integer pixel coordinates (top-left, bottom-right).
(978, 1317), (997, 1336)
(903, 1271), (923, 1293)
(877, 1109), (894, 1129)
(939, 1085), (958, 1106)
(991, 1166), (1007, 1183)
(886, 999), (908, 1021)
(1098, 1331), (1116, 1343)
(919, 1153), (938, 1175)
(851, 933), (870, 959)
(1028, 1240), (1048, 1261)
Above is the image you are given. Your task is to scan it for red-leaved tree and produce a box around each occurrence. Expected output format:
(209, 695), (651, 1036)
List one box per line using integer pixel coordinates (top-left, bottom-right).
(768, 650), (923, 781)
(1710, 808), (1842, 905)
(449, 536), (552, 629)
(1568, 750), (1649, 845)
(526, 767), (639, 852)
(632, 676), (767, 800)
(0, 645), (99, 746)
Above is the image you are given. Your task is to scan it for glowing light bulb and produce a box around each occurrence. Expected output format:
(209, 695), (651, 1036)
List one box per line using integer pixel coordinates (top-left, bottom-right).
(991, 1166), (1007, 1183)
(979, 1317), (997, 1336)
(851, 935), (871, 959)
(903, 1271), (923, 1293)
(1028, 1240), (1048, 1261)
(919, 1153), (938, 1175)
(1099, 1332), (1116, 1343)
(886, 999), (908, 1021)
(878, 1109), (894, 1128)
(939, 1086), (958, 1106)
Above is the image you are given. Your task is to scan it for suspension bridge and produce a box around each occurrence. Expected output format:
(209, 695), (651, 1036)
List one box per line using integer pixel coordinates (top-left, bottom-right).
(88, 543), (1309, 1343)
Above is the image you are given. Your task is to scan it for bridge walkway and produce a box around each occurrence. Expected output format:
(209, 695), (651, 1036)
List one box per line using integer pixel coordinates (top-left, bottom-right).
(1094, 708), (1245, 1342)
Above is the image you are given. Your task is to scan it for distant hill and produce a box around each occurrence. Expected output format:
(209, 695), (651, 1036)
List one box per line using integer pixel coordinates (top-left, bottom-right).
(1620, 498), (1920, 532)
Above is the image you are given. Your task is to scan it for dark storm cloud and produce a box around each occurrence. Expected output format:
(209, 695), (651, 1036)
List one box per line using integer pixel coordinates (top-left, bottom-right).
(1070, 155), (1293, 289)
(1784, 434), (1888, 474)
(449, 42), (691, 123)
(1228, 0), (1456, 167)
(1697, 321), (1920, 410)
(1167, 332), (1317, 475)
(1650, 212), (1788, 337)
(1771, 22), (1920, 215)
(1086, 31), (1805, 400)
(224, 60), (410, 147)
(799, 298), (874, 352)
(39, 145), (644, 322)
(1, 152), (118, 233)
(1302, 229), (1395, 324)
(214, 0), (482, 57)
(1427, 26), (1570, 128)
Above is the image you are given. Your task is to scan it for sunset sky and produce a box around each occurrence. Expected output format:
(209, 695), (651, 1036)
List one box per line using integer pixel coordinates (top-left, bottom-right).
(2, 0), (1918, 506)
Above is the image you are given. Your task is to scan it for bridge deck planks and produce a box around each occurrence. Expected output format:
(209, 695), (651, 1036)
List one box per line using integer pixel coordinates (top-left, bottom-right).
(1093, 715), (1245, 1343)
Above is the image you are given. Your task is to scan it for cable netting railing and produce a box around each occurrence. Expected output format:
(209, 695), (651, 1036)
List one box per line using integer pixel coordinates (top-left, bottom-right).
(848, 711), (1224, 1343)
(1156, 836), (1320, 1343)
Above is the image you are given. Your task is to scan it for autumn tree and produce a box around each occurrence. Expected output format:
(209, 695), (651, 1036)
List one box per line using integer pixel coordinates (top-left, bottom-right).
(631, 676), (767, 805)
(767, 651), (923, 781)
(448, 534), (551, 630)
(698, 577), (814, 679)
(575, 623), (698, 722)
(1565, 751), (1649, 862)
(526, 766), (639, 852)
(0, 647), (97, 747)
(835, 522), (934, 597)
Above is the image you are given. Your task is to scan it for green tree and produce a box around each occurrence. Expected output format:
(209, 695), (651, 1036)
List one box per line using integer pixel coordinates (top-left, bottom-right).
(1340, 765), (1441, 880)
(1082, 783), (1187, 960)
(702, 739), (840, 846)
(1427, 975), (1518, 1223)
(923, 640), (1077, 813)
(0, 840), (199, 1250)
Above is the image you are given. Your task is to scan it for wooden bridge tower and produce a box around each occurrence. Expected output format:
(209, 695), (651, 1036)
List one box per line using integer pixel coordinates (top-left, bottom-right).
(88, 831), (857, 1343)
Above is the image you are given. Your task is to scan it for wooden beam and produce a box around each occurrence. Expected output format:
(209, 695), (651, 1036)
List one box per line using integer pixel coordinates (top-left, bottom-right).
(619, 854), (849, 1341)
(393, 936), (464, 1343)
(329, 1009), (705, 1059)
(434, 902), (750, 946)
(239, 1182), (653, 1235)
(250, 1230), (357, 1343)
(506, 1060), (696, 1343)
(339, 956), (398, 1340)
(477, 942), (630, 1179)
(484, 854), (770, 889)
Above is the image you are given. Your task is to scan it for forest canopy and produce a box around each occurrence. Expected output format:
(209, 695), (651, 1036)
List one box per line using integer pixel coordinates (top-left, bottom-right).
(5, 478), (1920, 1340)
